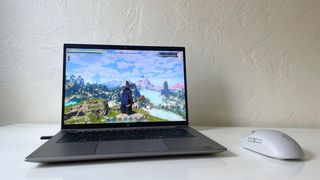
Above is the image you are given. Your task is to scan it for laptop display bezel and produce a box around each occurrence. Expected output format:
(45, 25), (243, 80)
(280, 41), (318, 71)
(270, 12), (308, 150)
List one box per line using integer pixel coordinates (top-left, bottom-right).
(61, 44), (189, 129)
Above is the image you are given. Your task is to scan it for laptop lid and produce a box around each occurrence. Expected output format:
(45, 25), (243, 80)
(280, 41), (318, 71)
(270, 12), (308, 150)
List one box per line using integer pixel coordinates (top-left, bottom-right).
(62, 44), (188, 129)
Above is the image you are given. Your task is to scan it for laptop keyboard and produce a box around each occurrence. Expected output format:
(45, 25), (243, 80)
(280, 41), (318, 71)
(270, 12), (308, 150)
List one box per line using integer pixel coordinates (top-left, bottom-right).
(57, 128), (194, 143)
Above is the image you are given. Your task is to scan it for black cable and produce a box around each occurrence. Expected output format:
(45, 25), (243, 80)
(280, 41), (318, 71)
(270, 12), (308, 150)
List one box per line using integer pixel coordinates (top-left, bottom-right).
(40, 136), (53, 140)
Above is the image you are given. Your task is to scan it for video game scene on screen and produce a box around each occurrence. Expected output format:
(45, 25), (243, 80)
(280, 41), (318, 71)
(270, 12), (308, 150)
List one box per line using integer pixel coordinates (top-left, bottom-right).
(64, 48), (186, 124)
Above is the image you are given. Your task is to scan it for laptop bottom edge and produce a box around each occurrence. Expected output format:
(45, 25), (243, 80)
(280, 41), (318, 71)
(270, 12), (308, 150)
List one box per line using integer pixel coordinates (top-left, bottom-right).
(25, 149), (226, 163)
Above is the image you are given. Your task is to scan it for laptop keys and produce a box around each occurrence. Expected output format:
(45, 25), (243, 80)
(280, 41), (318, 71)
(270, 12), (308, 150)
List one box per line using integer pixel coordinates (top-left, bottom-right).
(57, 128), (194, 143)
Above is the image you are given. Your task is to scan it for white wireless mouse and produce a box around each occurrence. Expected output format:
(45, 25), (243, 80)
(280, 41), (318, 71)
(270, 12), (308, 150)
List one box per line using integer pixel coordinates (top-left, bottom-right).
(240, 129), (304, 160)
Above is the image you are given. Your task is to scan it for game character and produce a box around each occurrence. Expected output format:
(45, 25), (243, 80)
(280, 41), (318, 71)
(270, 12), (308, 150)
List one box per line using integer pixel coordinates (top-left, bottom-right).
(120, 81), (133, 115)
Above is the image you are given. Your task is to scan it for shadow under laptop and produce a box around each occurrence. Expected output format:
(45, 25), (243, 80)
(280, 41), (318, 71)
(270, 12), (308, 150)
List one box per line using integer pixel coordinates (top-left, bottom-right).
(27, 152), (236, 180)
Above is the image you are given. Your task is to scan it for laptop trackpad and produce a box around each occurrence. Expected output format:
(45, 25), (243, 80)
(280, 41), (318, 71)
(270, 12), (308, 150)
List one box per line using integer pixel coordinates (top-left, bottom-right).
(95, 139), (168, 154)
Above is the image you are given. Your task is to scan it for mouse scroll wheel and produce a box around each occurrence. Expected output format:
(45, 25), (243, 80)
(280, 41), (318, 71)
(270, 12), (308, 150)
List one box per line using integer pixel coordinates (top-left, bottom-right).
(254, 138), (262, 143)
(251, 130), (255, 133)
(248, 137), (263, 143)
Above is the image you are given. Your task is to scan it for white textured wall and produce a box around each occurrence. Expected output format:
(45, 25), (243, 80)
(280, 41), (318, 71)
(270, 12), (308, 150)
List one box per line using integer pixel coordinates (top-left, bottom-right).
(1, 0), (320, 127)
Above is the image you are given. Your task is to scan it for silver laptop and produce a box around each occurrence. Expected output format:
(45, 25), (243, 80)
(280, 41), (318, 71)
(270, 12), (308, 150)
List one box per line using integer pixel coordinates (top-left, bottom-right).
(25, 44), (226, 163)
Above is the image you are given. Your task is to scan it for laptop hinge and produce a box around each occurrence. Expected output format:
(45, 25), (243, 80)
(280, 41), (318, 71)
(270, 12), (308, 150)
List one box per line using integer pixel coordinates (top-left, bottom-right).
(61, 125), (187, 132)
(61, 129), (78, 133)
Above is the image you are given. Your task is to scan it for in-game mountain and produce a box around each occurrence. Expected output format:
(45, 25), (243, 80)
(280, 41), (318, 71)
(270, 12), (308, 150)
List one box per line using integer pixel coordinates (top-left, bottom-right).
(136, 76), (154, 89)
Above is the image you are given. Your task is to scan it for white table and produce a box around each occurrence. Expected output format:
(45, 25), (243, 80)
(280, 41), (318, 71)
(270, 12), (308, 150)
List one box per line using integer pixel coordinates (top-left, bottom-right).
(0, 124), (319, 180)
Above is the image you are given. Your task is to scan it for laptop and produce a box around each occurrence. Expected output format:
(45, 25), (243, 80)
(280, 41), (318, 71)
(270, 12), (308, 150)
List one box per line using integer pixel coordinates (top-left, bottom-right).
(25, 44), (227, 163)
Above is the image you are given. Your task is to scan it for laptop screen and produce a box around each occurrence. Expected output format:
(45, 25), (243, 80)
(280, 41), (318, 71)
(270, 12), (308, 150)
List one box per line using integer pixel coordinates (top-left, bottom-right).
(63, 44), (188, 128)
